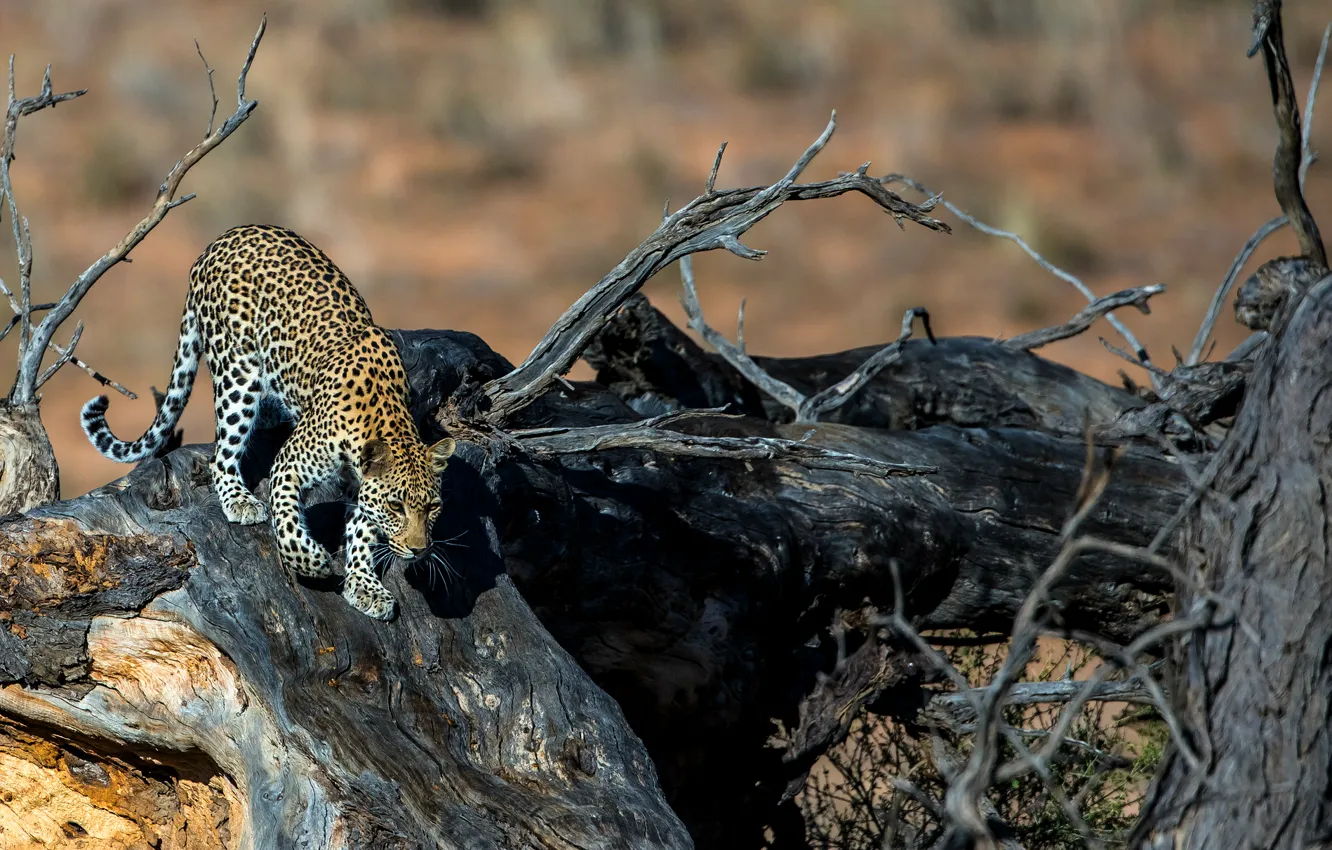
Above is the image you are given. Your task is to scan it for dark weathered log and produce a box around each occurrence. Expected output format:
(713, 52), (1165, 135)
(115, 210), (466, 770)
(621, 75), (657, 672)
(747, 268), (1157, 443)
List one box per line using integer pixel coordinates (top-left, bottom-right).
(456, 319), (1187, 845)
(586, 294), (1145, 434)
(0, 316), (1189, 848)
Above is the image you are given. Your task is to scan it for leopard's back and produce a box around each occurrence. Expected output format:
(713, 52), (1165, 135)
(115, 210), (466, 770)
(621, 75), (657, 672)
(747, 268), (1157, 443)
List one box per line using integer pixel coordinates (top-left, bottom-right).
(188, 223), (376, 413)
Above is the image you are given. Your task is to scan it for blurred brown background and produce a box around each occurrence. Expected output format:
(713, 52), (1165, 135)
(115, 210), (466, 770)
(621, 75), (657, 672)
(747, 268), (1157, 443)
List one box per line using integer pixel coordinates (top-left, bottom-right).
(0, 0), (1327, 498)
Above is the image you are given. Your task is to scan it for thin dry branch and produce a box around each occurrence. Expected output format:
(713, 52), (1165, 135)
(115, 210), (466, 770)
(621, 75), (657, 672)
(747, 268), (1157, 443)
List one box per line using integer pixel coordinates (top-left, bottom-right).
(881, 173), (1160, 387)
(0, 297), (134, 398)
(194, 39), (219, 139)
(1187, 17), (1329, 364)
(677, 254), (806, 413)
(679, 252), (934, 423)
(7, 16), (267, 404)
(873, 442), (1189, 850)
(34, 321), (81, 391)
(1250, 3), (1326, 267)
(0, 300), (51, 343)
(922, 677), (1157, 732)
(2, 60), (85, 365)
(801, 307), (933, 420)
(479, 113), (950, 423)
(0, 65), (137, 401)
(512, 417), (937, 479)
(937, 445), (1119, 849)
(51, 344), (136, 399)
(995, 614), (1210, 785)
(1005, 285), (1164, 352)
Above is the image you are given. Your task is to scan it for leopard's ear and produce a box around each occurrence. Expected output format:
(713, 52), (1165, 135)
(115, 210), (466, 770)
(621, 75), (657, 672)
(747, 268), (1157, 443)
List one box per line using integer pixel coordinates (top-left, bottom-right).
(361, 439), (392, 478)
(429, 437), (456, 473)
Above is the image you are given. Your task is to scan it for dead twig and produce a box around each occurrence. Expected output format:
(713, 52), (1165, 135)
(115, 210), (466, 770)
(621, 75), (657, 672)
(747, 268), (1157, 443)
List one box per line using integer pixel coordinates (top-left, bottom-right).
(480, 113), (950, 423)
(679, 252), (934, 423)
(4, 16), (266, 404)
(0, 300), (52, 343)
(677, 254), (807, 415)
(0, 65), (139, 400)
(1005, 285), (1164, 352)
(801, 307), (933, 420)
(0, 297), (134, 398)
(512, 417), (937, 479)
(996, 613), (1211, 785)
(1188, 17), (1329, 363)
(2, 60), (84, 372)
(194, 39), (219, 138)
(882, 173), (1160, 387)
(922, 677), (1157, 732)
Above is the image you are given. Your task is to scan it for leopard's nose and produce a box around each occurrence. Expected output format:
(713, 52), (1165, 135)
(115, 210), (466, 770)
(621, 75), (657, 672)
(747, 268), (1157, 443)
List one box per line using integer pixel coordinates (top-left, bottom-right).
(409, 543), (429, 559)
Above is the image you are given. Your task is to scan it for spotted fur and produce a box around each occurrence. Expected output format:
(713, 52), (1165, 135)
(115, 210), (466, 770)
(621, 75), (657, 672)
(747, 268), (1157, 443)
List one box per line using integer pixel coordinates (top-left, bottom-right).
(81, 224), (455, 620)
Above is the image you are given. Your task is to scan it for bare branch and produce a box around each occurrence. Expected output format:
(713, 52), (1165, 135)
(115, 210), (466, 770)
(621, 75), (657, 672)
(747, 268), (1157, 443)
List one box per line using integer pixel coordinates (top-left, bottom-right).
(1191, 215), (1286, 359)
(1251, 2), (1326, 267)
(1005, 285), (1165, 352)
(1299, 24), (1330, 188)
(678, 254), (808, 414)
(34, 321), (81, 391)
(1100, 337), (1170, 378)
(14, 214), (32, 362)
(0, 300), (52, 342)
(872, 440), (1141, 849)
(194, 39), (218, 138)
(799, 307), (932, 421)
(0, 298), (133, 397)
(1, 58), (87, 403)
(55, 349), (136, 399)
(9, 15), (267, 403)
(923, 677), (1158, 731)
(512, 417), (937, 479)
(704, 141), (726, 195)
(882, 173), (1160, 386)
(1188, 14), (1329, 363)
(996, 614), (1210, 784)
(934, 446), (1118, 847)
(680, 255), (934, 424)
(480, 113), (949, 423)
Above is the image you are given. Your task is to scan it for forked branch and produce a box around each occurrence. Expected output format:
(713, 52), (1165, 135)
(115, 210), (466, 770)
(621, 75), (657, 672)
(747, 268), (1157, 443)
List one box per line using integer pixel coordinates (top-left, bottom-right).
(678, 253), (934, 424)
(4, 16), (267, 404)
(480, 114), (950, 423)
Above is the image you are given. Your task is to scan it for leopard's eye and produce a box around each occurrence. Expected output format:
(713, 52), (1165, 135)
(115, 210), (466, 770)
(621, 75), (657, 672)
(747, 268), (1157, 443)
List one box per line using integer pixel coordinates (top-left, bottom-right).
(387, 500), (404, 515)
(428, 501), (442, 514)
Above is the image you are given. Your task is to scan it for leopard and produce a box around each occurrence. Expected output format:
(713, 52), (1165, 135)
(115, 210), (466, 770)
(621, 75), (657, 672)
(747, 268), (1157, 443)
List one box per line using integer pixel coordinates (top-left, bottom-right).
(80, 223), (455, 621)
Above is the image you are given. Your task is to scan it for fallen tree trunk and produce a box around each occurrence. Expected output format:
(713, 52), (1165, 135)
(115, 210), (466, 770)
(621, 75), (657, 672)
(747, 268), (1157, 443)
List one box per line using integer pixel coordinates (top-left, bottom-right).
(0, 322), (1188, 848)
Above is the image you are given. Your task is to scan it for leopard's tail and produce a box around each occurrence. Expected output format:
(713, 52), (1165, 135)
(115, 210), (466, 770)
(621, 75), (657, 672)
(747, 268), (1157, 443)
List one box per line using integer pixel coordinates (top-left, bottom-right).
(82, 308), (202, 462)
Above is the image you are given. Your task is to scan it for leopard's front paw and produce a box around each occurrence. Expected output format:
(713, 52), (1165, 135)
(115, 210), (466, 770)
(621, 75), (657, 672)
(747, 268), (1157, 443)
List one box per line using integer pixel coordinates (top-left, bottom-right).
(221, 493), (269, 525)
(343, 574), (396, 621)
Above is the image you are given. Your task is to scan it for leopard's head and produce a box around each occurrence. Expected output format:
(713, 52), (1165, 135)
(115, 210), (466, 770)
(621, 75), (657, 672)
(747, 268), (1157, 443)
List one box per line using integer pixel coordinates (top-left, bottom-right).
(357, 435), (456, 558)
